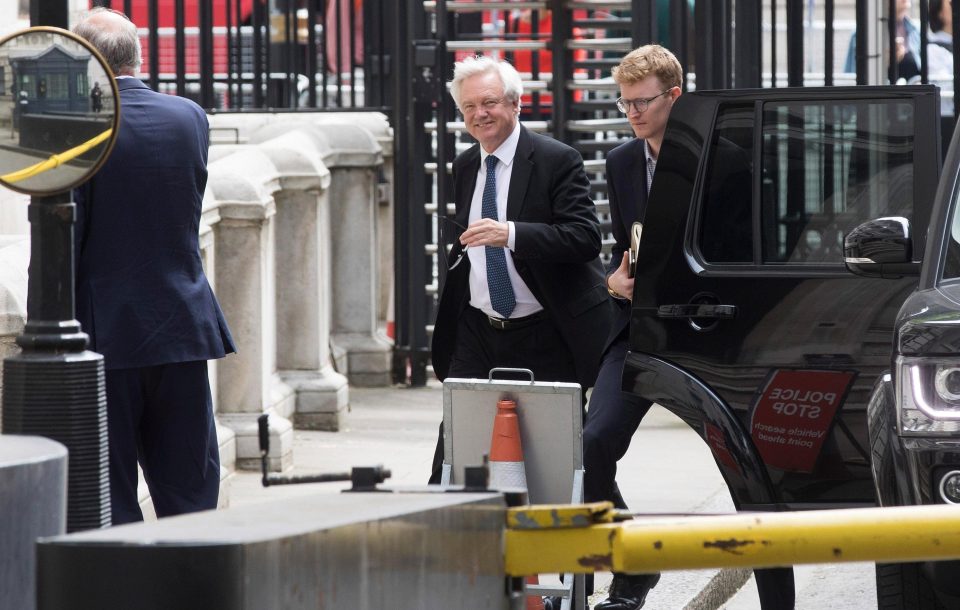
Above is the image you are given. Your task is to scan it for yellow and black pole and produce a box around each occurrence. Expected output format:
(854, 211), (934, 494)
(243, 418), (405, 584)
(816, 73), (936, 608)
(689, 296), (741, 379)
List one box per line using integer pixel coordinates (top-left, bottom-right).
(505, 502), (960, 576)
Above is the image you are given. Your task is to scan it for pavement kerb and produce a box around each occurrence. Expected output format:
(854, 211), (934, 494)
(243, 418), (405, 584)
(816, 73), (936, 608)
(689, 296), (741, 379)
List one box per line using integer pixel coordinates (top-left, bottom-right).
(683, 568), (752, 610)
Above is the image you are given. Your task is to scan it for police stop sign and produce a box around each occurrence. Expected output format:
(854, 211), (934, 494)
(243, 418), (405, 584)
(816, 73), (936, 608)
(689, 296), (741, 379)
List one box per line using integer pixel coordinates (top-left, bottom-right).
(749, 369), (856, 473)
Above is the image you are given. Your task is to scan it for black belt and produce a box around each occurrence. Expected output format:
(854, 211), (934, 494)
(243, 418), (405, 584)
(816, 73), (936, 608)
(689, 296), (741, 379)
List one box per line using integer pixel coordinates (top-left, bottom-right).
(484, 310), (546, 331)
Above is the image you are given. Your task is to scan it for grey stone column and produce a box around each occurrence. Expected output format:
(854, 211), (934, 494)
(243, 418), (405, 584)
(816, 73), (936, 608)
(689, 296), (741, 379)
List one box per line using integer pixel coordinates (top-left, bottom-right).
(207, 147), (293, 471)
(255, 129), (350, 430)
(313, 124), (391, 387)
(309, 114), (394, 328)
(0, 436), (66, 610)
(198, 190), (237, 482)
(208, 112), (395, 334)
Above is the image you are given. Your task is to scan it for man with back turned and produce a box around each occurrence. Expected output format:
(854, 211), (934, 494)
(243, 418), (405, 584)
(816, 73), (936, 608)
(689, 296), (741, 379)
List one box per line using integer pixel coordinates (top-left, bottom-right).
(73, 8), (235, 524)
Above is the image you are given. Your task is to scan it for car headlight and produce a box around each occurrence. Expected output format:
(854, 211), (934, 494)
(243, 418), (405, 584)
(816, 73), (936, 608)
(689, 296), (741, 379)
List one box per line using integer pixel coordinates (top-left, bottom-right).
(898, 356), (960, 435)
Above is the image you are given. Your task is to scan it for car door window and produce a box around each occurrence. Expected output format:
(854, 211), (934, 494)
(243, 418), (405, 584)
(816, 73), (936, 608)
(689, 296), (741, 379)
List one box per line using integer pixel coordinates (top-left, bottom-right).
(697, 98), (918, 268)
(760, 100), (916, 265)
(698, 103), (755, 263)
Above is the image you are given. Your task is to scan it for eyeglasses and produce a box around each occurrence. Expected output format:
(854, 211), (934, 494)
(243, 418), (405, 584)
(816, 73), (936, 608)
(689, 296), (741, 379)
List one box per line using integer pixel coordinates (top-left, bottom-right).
(616, 89), (673, 114)
(434, 213), (470, 270)
(461, 97), (506, 114)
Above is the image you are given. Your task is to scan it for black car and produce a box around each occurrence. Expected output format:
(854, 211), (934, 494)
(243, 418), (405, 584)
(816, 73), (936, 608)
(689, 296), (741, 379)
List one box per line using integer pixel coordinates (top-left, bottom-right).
(846, 127), (960, 608)
(620, 84), (958, 607)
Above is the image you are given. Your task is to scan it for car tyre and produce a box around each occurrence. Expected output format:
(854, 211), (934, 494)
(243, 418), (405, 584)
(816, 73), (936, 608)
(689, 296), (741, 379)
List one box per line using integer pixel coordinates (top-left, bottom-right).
(876, 562), (947, 609)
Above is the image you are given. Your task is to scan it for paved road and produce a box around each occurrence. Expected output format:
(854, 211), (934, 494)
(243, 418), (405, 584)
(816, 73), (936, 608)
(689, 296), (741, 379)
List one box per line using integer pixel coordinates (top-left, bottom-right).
(721, 563), (877, 610)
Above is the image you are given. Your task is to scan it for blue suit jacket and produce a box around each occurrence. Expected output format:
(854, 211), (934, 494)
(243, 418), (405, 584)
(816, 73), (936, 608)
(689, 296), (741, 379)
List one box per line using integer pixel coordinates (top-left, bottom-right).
(74, 78), (235, 370)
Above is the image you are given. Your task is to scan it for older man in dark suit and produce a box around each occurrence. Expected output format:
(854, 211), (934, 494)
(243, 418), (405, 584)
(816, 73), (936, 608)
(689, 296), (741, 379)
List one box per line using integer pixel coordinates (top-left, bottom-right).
(429, 56), (611, 483)
(73, 8), (235, 524)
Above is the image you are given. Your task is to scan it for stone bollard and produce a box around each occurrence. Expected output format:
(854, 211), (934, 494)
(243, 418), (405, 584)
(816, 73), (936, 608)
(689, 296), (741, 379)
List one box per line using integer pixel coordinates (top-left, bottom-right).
(254, 128), (349, 430)
(312, 123), (391, 386)
(0, 435), (66, 610)
(306, 114), (394, 328)
(209, 112), (396, 365)
(198, 188), (237, 488)
(206, 146), (293, 471)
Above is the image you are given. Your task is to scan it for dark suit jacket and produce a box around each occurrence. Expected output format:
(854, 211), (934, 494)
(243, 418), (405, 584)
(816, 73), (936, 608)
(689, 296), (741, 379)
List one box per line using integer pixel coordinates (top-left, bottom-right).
(604, 137), (648, 349)
(431, 126), (612, 388)
(74, 78), (235, 370)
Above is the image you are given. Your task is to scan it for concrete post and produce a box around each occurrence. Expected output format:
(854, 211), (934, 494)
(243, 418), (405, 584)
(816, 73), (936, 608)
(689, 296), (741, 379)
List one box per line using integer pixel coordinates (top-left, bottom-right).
(311, 124), (391, 386)
(307, 114), (394, 328)
(0, 435), (66, 610)
(206, 147), (292, 471)
(255, 129), (350, 430)
(198, 190), (236, 484)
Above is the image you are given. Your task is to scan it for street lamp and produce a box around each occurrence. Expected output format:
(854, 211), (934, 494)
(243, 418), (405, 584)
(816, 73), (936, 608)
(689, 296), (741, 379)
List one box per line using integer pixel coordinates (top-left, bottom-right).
(0, 26), (119, 532)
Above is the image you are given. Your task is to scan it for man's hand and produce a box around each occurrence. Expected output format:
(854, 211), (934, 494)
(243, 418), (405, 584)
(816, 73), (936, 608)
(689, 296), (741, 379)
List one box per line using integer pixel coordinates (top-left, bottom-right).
(460, 218), (509, 248)
(608, 251), (634, 301)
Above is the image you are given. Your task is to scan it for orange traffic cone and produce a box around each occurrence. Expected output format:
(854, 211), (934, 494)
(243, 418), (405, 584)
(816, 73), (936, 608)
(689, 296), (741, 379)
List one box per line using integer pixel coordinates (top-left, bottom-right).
(488, 399), (527, 489)
(488, 399), (543, 610)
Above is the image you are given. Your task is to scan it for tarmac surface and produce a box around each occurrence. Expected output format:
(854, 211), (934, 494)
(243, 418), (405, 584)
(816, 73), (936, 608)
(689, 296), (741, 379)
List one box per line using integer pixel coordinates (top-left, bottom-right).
(225, 382), (878, 610)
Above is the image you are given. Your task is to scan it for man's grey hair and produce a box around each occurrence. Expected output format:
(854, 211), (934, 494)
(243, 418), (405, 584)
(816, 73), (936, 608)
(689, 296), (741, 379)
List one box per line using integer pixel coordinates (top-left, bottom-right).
(449, 56), (523, 109)
(73, 7), (142, 76)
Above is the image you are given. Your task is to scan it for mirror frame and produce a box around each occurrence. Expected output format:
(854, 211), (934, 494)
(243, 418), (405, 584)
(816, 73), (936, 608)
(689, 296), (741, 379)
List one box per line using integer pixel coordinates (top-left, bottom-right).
(0, 25), (120, 196)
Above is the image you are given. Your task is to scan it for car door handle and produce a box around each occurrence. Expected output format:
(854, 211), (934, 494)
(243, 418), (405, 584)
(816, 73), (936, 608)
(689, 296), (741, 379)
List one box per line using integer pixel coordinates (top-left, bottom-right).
(657, 304), (737, 319)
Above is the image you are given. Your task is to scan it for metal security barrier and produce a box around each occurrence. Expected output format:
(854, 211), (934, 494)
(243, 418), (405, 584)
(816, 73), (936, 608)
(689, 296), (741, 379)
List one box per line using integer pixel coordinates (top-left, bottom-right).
(34, 481), (960, 610)
(505, 502), (960, 576)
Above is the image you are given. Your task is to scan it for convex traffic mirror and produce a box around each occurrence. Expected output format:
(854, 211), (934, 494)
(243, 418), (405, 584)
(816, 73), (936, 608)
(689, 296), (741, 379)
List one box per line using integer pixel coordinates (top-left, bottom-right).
(0, 26), (119, 195)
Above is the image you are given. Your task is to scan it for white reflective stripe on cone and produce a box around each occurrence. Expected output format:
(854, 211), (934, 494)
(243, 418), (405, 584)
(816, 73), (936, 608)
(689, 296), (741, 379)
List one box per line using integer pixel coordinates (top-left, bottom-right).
(490, 461), (527, 489)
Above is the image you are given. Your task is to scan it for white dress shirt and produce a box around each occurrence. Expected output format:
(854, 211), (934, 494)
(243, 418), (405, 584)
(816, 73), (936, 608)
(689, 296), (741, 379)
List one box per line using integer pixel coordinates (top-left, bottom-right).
(645, 140), (657, 195)
(467, 122), (544, 318)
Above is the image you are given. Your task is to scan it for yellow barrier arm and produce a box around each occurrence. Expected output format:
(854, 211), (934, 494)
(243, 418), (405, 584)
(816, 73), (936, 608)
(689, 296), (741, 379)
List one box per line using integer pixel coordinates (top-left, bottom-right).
(1, 128), (113, 184)
(505, 503), (960, 576)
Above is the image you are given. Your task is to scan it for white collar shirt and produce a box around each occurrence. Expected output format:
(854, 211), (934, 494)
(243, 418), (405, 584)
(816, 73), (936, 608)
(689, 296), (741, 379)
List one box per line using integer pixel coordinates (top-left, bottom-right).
(467, 122), (543, 318)
(644, 140), (657, 195)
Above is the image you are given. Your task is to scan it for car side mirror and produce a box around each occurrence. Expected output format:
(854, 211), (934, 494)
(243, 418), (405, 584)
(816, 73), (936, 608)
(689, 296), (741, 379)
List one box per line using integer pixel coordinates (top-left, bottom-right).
(843, 216), (920, 278)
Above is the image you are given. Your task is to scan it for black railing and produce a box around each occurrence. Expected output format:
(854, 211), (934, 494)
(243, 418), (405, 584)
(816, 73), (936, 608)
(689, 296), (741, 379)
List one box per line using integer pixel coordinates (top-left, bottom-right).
(92, 0), (391, 112)
(81, 0), (960, 387)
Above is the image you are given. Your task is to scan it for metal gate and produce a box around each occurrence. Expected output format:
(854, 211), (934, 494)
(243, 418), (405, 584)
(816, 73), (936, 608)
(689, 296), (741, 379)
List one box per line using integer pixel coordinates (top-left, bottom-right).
(64, 1), (960, 385)
(390, 0), (960, 386)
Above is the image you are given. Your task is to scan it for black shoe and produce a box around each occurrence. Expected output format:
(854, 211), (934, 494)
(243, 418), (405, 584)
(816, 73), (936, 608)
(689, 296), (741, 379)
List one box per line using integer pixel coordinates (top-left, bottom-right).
(543, 595), (563, 610)
(594, 573), (661, 610)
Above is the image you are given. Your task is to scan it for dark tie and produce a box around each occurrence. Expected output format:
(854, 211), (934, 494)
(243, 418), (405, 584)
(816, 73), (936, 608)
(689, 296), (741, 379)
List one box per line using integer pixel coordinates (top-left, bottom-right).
(482, 155), (516, 318)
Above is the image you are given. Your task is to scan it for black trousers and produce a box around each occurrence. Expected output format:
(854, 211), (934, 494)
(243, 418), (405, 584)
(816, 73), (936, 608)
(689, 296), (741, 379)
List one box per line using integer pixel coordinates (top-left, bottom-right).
(583, 338), (653, 508)
(106, 360), (220, 524)
(583, 338), (795, 608)
(429, 306), (578, 484)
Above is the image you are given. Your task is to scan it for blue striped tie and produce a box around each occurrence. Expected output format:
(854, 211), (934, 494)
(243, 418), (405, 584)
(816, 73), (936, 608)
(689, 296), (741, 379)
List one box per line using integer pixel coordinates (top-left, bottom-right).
(482, 155), (516, 318)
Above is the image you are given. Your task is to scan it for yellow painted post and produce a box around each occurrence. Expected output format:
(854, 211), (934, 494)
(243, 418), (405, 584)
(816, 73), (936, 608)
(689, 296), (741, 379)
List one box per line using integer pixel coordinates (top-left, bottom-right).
(505, 504), (960, 576)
